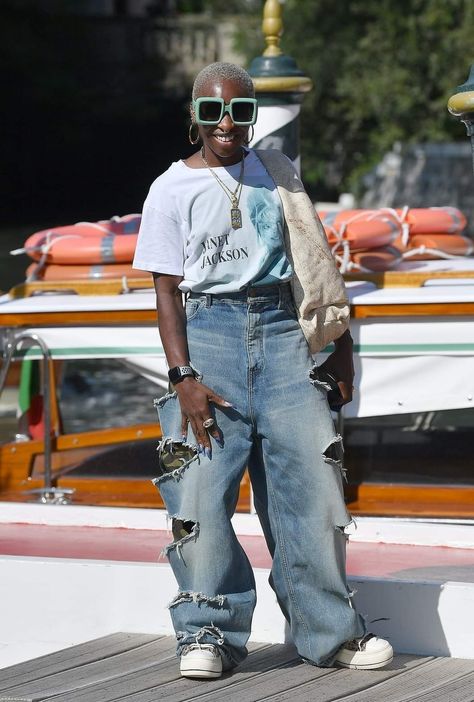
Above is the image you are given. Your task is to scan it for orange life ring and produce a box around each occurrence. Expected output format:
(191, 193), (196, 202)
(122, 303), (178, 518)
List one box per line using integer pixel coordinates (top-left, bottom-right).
(395, 207), (467, 234)
(332, 245), (403, 272)
(397, 233), (474, 260)
(22, 214), (141, 264)
(24, 232), (137, 264)
(350, 246), (403, 271)
(318, 210), (401, 250)
(26, 262), (149, 281)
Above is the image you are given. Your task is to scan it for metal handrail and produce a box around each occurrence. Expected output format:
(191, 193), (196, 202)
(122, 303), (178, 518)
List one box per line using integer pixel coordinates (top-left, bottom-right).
(0, 332), (54, 493)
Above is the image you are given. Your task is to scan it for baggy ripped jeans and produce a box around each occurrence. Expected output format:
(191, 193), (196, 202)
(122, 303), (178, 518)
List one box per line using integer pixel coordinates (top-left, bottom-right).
(154, 283), (365, 671)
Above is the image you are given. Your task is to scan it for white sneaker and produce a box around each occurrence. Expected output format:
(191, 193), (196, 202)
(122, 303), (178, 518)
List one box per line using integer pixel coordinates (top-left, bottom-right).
(335, 633), (393, 670)
(180, 643), (223, 679)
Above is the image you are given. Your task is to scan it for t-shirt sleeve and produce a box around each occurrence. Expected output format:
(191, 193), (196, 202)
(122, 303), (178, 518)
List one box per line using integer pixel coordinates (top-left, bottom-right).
(133, 204), (185, 275)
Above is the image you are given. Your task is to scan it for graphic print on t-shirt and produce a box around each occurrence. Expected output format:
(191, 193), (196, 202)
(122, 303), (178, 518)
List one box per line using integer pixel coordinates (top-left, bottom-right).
(247, 188), (289, 285)
(199, 232), (249, 270)
(133, 150), (293, 293)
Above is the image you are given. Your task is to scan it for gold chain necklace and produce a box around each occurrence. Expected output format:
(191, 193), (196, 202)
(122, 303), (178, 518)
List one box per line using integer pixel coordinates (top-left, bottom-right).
(201, 147), (245, 230)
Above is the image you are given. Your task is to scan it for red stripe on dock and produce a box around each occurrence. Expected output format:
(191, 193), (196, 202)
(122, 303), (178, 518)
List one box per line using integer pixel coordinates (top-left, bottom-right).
(0, 523), (473, 581)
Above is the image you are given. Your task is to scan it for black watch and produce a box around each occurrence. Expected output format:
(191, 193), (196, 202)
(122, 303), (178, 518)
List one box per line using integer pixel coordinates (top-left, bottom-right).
(168, 365), (195, 384)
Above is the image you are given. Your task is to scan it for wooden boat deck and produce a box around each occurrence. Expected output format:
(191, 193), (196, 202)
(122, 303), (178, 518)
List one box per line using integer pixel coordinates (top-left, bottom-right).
(1, 634), (473, 702)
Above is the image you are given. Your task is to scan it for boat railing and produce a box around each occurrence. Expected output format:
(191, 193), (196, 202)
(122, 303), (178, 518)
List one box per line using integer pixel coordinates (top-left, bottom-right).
(0, 331), (73, 504)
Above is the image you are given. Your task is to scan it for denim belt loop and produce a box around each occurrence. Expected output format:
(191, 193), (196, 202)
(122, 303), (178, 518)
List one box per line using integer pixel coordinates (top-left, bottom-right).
(205, 293), (212, 308)
(278, 284), (283, 310)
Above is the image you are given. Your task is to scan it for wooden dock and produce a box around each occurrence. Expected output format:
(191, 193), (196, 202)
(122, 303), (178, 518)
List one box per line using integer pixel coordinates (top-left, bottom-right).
(1, 634), (473, 702)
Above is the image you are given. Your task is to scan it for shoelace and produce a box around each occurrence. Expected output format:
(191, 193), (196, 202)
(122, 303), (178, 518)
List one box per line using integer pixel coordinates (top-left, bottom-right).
(344, 633), (376, 651)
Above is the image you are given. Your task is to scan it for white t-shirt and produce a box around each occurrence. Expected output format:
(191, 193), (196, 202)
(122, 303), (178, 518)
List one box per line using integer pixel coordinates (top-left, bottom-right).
(133, 149), (292, 293)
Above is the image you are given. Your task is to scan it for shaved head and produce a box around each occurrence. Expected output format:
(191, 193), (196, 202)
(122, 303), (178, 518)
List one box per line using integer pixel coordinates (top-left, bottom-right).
(192, 62), (255, 100)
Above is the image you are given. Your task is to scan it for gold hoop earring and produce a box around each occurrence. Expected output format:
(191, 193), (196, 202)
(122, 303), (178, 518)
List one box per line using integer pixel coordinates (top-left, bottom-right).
(246, 125), (255, 144)
(189, 123), (200, 145)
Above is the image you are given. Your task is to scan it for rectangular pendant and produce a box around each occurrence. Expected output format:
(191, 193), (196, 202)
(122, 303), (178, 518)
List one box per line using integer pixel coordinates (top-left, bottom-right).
(231, 208), (242, 230)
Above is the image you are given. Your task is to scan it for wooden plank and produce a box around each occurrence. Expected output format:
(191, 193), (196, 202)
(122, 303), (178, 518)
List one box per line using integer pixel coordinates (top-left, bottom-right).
(0, 439), (41, 485)
(37, 643), (268, 702)
(260, 656), (431, 702)
(329, 657), (474, 702)
(181, 655), (419, 702)
(0, 424), (161, 480)
(55, 425), (162, 451)
(5, 302), (474, 327)
(99, 642), (294, 702)
(1, 636), (472, 702)
(412, 671), (474, 702)
(347, 483), (474, 519)
(116, 653), (474, 702)
(0, 311), (156, 326)
(344, 270), (474, 288)
(0, 467), (250, 514)
(349, 502), (474, 519)
(0, 638), (176, 701)
(55, 469), (250, 512)
(3, 301), (474, 327)
(6, 269), (474, 297)
(0, 634), (158, 689)
(351, 303), (474, 318)
(183, 660), (330, 702)
(8, 279), (153, 299)
(4, 302), (474, 327)
(44, 656), (182, 702)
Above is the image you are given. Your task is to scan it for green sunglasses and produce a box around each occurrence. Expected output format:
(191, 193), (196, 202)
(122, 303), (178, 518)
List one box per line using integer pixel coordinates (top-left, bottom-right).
(193, 97), (258, 126)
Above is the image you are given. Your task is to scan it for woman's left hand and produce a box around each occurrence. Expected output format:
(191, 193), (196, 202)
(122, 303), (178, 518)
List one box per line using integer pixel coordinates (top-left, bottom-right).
(318, 330), (354, 405)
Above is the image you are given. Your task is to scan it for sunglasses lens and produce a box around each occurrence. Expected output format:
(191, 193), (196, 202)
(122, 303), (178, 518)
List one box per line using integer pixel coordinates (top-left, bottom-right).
(232, 101), (254, 123)
(199, 100), (222, 123)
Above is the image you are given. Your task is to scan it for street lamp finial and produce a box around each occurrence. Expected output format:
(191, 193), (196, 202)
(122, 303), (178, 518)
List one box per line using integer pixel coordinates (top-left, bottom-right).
(262, 0), (283, 57)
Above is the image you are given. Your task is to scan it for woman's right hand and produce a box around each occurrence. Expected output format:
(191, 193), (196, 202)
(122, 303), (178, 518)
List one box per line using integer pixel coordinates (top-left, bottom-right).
(175, 377), (232, 455)
(153, 273), (231, 455)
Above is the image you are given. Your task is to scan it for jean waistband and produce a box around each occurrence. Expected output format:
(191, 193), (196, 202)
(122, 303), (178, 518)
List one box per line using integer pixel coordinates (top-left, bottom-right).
(188, 282), (292, 303)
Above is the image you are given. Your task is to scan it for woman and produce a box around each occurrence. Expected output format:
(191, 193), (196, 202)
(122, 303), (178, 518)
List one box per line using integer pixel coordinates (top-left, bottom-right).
(133, 62), (392, 679)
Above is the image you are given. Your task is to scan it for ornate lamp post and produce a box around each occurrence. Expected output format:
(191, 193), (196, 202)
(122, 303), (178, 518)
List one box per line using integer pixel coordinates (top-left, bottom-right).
(248, 0), (312, 174)
(448, 65), (474, 173)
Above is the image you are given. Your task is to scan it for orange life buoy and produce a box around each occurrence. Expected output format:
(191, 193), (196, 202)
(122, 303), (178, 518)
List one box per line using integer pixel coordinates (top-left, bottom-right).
(351, 246), (403, 272)
(398, 233), (474, 260)
(22, 214), (141, 264)
(396, 207), (467, 234)
(25, 233), (138, 265)
(318, 210), (401, 250)
(26, 262), (149, 281)
(332, 245), (403, 273)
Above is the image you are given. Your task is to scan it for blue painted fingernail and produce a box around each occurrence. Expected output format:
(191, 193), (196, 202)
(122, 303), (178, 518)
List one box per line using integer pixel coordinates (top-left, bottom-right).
(198, 443), (204, 454)
(215, 437), (224, 447)
(205, 447), (212, 459)
(181, 435), (187, 443)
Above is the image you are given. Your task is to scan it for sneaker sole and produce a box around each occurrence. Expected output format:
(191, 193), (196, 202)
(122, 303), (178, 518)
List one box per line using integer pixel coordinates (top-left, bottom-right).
(336, 652), (394, 670)
(180, 667), (222, 679)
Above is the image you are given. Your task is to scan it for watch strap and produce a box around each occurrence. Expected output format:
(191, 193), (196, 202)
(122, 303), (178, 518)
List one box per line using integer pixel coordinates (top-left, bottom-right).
(168, 365), (195, 384)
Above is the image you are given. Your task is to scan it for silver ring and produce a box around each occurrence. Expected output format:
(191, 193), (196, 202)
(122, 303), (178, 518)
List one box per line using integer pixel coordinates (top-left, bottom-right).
(202, 418), (215, 429)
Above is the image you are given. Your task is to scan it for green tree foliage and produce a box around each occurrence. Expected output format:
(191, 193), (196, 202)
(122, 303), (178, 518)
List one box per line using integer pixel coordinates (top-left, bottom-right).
(245, 0), (474, 198)
(178, 0), (261, 13)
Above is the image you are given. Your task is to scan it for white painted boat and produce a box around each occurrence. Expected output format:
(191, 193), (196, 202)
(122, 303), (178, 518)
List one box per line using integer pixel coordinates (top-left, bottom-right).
(1, 264), (474, 515)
